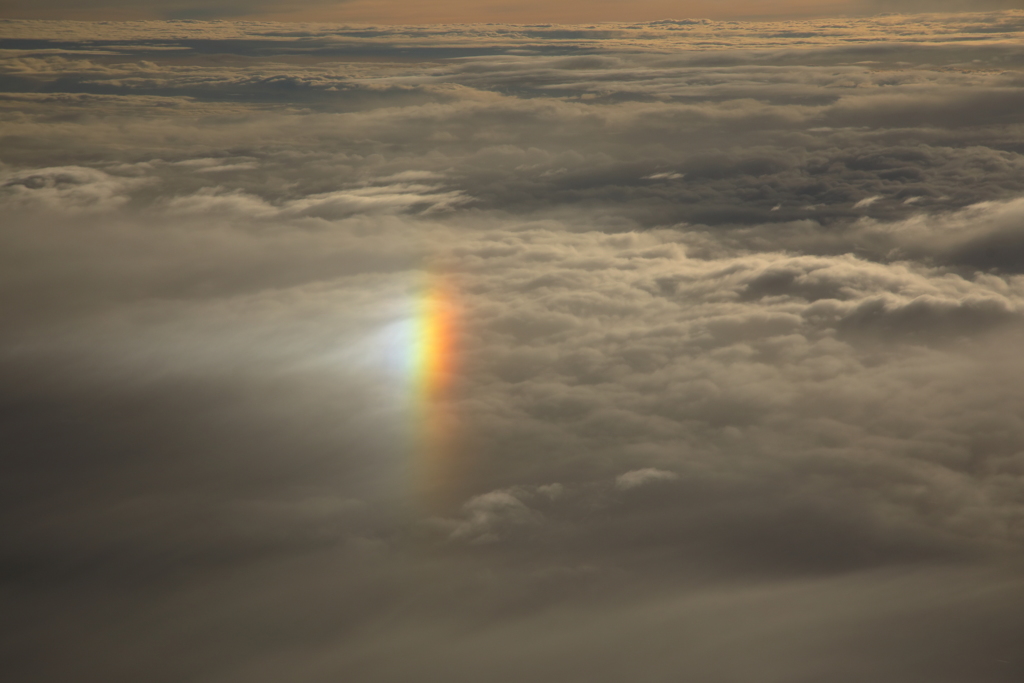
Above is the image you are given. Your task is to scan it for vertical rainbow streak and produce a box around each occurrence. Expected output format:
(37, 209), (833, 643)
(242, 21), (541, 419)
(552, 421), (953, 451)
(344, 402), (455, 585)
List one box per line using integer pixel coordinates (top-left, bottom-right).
(410, 274), (461, 510)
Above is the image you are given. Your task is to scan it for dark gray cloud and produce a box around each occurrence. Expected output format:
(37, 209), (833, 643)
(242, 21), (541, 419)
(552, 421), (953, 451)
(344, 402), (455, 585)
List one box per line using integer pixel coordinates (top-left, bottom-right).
(4, 11), (1024, 683)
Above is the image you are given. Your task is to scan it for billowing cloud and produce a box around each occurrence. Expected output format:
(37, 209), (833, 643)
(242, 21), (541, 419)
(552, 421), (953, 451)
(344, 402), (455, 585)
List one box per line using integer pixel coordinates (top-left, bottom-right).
(4, 11), (1024, 683)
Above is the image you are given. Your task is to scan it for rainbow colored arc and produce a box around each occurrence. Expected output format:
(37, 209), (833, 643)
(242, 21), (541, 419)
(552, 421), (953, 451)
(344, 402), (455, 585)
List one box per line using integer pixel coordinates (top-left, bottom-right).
(408, 274), (462, 510)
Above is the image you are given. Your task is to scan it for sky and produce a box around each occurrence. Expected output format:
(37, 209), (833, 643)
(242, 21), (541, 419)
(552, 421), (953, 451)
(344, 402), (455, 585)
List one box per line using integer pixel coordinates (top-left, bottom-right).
(3, 0), (1024, 22)
(3, 8), (1024, 683)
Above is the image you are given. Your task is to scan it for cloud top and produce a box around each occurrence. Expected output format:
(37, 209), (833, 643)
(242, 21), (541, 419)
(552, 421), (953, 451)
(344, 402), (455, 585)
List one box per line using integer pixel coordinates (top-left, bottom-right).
(4, 12), (1024, 683)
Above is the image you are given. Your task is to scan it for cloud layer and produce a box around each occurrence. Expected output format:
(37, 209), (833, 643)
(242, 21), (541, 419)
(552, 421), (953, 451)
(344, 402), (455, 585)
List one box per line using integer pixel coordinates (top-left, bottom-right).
(3, 12), (1024, 683)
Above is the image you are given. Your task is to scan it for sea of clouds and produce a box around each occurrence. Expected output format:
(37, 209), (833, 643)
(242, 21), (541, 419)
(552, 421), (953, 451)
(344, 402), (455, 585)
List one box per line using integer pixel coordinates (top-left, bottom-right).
(3, 12), (1024, 682)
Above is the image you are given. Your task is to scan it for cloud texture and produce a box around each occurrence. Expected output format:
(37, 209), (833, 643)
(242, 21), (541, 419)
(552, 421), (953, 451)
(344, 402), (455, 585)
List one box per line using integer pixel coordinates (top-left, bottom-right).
(3, 11), (1024, 683)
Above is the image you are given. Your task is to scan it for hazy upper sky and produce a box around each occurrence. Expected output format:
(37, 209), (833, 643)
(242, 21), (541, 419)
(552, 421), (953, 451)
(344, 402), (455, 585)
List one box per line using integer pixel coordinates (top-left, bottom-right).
(2, 0), (1023, 22)
(4, 8), (1024, 683)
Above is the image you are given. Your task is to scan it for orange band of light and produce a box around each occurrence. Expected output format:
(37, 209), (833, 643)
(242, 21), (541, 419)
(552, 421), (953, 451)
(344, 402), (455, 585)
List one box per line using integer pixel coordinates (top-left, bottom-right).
(411, 274), (461, 511)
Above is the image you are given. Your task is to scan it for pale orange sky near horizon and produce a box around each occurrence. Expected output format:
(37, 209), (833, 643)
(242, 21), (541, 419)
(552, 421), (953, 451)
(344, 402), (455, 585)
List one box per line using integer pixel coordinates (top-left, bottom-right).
(261, 0), (853, 24)
(5, 0), (1016, 24)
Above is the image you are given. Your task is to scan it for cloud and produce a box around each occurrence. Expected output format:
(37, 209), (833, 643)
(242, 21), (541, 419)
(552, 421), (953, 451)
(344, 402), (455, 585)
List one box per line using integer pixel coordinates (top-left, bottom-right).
(615, 468), (679, 489)
(853, 195), (882, 209)
(0, 165), (148, 211)
(5, 12), (1024, 683)
(439, 489), (543, 543)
